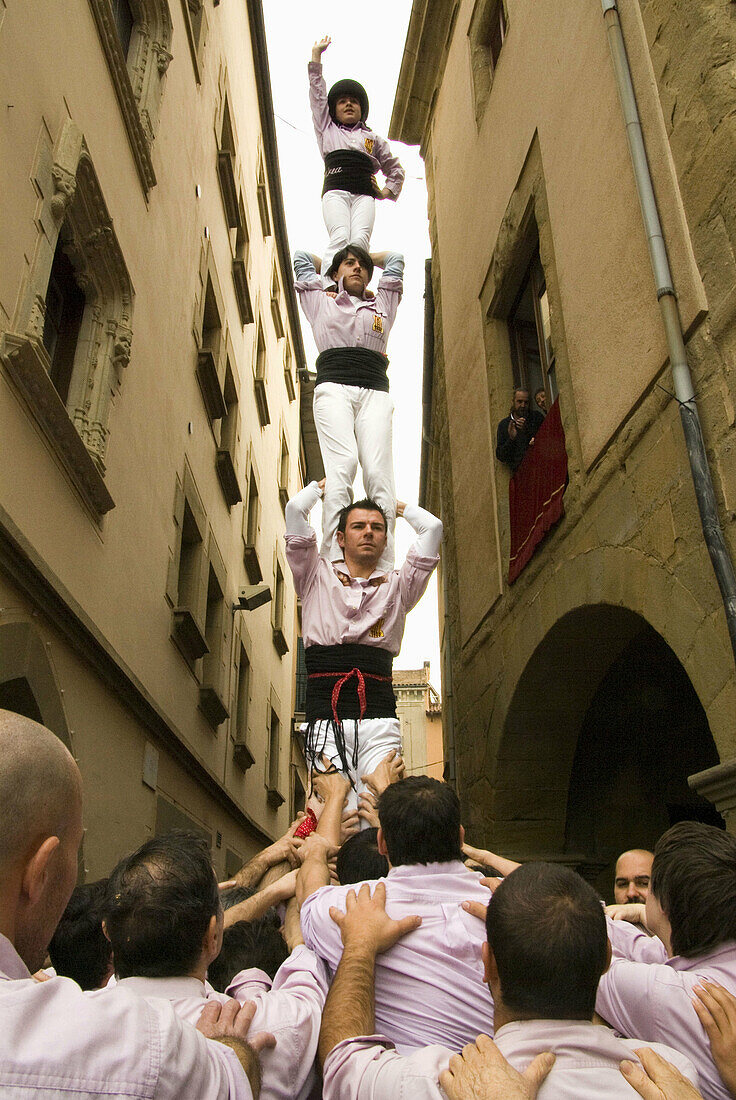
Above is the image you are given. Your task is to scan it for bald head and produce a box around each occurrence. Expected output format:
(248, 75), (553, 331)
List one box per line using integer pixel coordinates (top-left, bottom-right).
(0, 710), (81, 871)
(614, 848), (654, 905)
(0, 710), (83, 969)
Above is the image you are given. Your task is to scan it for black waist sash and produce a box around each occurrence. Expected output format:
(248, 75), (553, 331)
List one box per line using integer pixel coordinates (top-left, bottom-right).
(303, 643), (396, 782)
(316, 347), (389, 392)
(322, 149), (375, 197)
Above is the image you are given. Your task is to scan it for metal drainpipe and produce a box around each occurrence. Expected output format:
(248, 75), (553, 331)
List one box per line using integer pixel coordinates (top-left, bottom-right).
(602, 0), (736, 663)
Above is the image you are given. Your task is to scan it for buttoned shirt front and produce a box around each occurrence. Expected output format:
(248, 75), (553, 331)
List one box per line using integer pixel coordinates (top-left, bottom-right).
(301, 861), (494, 1054)
(308, 63), (405, 197)
(285, 524), (438, 656)
(596, 917), (736, 1100)
(321, 1019), (698, 1100)
(293, 252), (403, 357)
(113, 945), (328, 1100)
(0, 933), (249, 1099)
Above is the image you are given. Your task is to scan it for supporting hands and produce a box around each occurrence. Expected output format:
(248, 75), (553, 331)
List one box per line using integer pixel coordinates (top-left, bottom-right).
(604, 902), (650, 929)
(329, 881), (421, 956)
(692, 981), (736, 1097)
(358, 790), (380, 829)
(619, 1047), (704, 1100)
(311, 35), (330, 63)
(439, 1035), (555, 1100)
(360, 749), (405, 798)
(197, 998), (276, 1096)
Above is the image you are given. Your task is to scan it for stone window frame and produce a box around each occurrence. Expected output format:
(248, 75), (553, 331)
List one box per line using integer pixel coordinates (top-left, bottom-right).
(166, 458), (210, 665)
(231, 620), (254, 770)
(283, 339), (296, 402)
(199, 526), (231, 729)
(479, 136), (577, 557)
(271, 544), (289, 658)
(467, 0), (508, 125)
(242, 446), (262, 584)
(270, 261), (284, 340)
(88, 0), (174, 193)
(214, 343), (243, 508)
(277, 425), (290, 511)
(252, 312), (271, 428)
(0, 119), (133, 519)
(265, 687), (285, 807)
(180, 0), (208, 85)
(193, 242), (229, 424)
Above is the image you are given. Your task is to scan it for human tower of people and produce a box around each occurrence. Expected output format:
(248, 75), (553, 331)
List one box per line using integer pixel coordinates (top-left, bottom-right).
(2, 38), (736, 1100)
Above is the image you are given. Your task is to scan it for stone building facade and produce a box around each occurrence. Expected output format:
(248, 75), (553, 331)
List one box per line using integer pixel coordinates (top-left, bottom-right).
(391, 0), (736, 895)
(0, 0), (321, 880)
(394, 663), (443, 781)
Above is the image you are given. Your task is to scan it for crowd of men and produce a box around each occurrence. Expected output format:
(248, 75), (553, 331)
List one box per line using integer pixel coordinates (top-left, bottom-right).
(3, 707), (736, 1099)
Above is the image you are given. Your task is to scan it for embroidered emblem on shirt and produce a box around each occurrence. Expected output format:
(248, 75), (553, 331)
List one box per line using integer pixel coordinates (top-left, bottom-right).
(364, 137), (374, 154)
(369, 617), (385, 638)
(372, 314), (384, 333)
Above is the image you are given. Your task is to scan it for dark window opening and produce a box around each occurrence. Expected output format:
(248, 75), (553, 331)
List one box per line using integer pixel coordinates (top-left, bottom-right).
(508, 250), (556, 409)
(43, 237), (86, 406)
(111, 0), (135, 58)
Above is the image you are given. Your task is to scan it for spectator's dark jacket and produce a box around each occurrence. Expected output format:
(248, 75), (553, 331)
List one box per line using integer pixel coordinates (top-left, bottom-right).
(495, 409), (544, 471)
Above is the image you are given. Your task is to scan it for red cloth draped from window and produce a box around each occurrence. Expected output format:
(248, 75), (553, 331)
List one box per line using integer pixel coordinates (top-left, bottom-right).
(508, 398), (568, 583)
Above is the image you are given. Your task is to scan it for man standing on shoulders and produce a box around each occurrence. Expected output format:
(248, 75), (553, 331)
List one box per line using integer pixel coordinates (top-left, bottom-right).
(293, 246), (403, 570)
(285, 483), (441, 800)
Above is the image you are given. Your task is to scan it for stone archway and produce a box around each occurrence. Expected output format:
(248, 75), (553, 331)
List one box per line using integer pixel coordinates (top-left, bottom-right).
(0, 618), (73, 750)
(481, 545), (734, 867)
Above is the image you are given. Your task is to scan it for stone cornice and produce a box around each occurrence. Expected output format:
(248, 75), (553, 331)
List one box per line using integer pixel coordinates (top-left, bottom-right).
(689, 759), (736, 815)
(0, 501), (272, 844)
(87, 0), (157, 193)
(389, 0), (456, 148)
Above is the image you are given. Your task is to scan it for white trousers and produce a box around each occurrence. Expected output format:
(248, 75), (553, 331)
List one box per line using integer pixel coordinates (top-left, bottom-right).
(310, 717), (402, 825)
(321, 190), (376, 283)
(313, 382), (395, 571)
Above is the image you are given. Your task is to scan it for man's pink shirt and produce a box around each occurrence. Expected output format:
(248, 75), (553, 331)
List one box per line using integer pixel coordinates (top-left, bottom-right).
(285, 502), (440, 654)
(112, 945), (328, 1100)
(596, 916), (736, 1100)
(0, 933), (250, 1098)
(300, 861), (494, 1053)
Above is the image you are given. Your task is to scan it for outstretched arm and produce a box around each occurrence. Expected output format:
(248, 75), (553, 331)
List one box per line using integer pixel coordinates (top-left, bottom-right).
(308, 38), (331, 144)
(285, 480), (324, 536)
(398, 501), (443, 558)
(373, 136), (405, 200)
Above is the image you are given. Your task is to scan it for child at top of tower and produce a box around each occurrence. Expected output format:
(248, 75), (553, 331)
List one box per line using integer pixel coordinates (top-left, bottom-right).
(309, 35), (405, 283)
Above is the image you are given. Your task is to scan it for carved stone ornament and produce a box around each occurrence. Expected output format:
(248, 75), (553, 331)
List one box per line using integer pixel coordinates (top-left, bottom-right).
(50, 166), (77, 220)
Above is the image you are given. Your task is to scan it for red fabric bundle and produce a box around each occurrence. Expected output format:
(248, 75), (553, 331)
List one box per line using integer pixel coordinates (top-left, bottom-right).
(508, 398), (568, 583)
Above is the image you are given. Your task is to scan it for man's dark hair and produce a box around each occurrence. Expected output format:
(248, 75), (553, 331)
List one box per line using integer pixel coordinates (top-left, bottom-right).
(377, 777), (463, 866)
(651, 821), (736, 957)
(208, 915), (288, 990)
(337, 828), (389, 884)
(103, 831), (220, 979)
(486, 862), (608, 1020)
(337, 498), (387, 535)
(328, 244), (374, 282)
(48, 879), (112, 990)
(219, 884), (255, 910)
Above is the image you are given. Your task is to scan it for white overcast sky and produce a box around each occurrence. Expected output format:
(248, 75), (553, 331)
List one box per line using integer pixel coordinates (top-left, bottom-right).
(263, 2), (442, 687)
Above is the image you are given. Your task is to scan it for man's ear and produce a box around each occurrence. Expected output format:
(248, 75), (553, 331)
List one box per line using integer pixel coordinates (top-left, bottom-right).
(203, 912), (223, 965)
(22, 836), (60, 906)
(336, 529), (345, 549)
(482, 941), (499, 987)
(377, 828), (388, 857)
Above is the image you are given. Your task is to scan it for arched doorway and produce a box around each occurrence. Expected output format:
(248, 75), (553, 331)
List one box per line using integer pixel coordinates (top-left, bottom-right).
(493, 605), (722, 895)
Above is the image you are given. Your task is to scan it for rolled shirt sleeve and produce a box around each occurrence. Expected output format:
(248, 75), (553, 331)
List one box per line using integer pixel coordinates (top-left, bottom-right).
(374, 254), (404, 328)
(226, 947), (330, 1100)
(397, 505), (442, 612)
(323, 1036), (450, 1100)
(373, 137), (405, 198)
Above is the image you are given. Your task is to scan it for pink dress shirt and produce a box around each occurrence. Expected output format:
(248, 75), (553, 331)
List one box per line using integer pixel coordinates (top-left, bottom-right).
(308, 63), (405, 197)
(321, 1020), (698, 1099)
(300, 861), (494, 1054)
(0, 933), (250, 1099)
(293, 252), (402, 357)
(285, 484), (442, 653)
(113, 945), (328, 1100)
(596, 917), (736, 1100)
